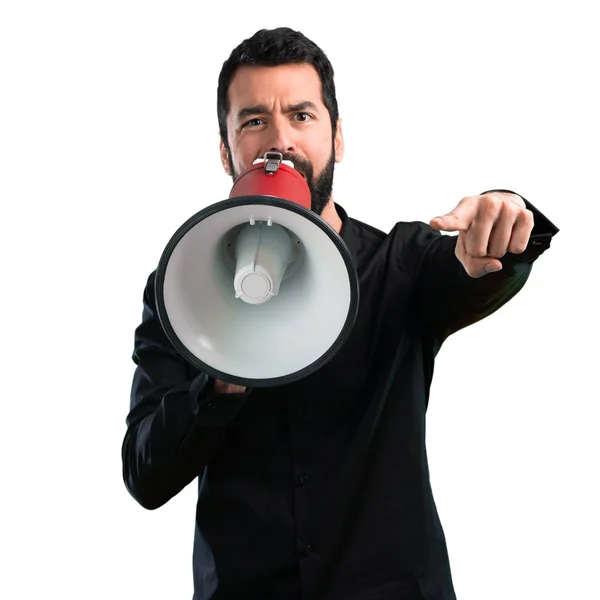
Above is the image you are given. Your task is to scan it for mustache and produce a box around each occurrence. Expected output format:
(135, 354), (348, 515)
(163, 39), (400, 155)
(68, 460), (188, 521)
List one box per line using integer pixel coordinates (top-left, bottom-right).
(279, 153), (314, 181)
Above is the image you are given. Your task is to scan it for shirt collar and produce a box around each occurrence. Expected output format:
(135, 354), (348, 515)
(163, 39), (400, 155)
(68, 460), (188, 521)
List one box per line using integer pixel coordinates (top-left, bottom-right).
(334, 202), (360, 265)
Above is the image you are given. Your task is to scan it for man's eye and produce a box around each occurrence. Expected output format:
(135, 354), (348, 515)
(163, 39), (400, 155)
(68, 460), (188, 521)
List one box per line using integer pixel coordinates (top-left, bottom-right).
(295, 113), (311, 122)
(243, 118), (263, 128)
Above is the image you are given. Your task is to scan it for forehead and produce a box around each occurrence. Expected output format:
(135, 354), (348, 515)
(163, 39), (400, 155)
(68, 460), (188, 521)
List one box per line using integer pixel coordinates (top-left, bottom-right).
(227, 63), (325, 114)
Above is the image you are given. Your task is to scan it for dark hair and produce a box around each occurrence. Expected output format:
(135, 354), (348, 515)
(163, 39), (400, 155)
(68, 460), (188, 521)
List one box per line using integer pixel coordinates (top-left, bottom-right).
(217, 27), (339, 150)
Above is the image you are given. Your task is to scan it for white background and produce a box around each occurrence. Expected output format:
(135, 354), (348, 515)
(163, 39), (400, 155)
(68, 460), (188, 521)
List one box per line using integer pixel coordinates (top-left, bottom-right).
(1, 1), (598, 599)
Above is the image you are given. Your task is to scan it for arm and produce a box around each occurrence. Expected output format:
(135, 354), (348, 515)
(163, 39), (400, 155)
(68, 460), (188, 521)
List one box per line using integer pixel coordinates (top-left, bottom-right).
(121, 271), (251, 510)
(416, 190), (559, 344)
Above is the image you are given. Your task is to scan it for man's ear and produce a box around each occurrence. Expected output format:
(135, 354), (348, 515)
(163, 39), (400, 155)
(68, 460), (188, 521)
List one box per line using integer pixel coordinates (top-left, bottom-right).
(220, 138), (231, 175)
(334, 118), (344, 163)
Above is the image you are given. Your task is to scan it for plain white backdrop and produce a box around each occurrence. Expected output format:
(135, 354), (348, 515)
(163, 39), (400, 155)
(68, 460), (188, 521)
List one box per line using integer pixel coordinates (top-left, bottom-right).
(1, 1), (598, 598)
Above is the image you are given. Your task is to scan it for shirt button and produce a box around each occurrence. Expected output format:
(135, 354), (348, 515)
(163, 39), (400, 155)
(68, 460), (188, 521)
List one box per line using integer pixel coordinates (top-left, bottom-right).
(296, 474), (310, 486)
(293, 406), (305, 417)
(298, 542), (312, 556)
(206, 402), (217, 409)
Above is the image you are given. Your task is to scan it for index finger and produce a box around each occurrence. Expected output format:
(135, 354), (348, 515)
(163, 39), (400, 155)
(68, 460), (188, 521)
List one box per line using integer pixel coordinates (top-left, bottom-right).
(429, 196), (478, 232)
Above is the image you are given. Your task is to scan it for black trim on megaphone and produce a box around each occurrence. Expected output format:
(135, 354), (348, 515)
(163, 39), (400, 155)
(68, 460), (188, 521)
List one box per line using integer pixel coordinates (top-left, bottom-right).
(154, 195), (360, 388)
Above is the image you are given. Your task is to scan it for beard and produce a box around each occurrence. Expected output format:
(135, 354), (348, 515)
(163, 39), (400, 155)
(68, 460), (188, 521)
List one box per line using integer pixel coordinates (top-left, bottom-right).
(228, 142), (335, 216)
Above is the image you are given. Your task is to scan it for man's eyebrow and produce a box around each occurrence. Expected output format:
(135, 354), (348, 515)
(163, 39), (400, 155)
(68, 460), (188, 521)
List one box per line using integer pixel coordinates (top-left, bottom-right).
(287, 101), (319, 113)
(235, 101), (320, 124)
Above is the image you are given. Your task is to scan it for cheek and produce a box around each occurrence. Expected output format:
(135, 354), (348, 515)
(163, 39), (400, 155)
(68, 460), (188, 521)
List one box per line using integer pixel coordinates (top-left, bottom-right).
(234, 142), (262, 171)
(307, 138), (332, 169)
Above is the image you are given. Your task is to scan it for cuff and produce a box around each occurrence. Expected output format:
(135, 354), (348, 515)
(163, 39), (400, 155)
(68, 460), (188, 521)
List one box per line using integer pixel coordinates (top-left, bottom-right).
(480, 189), (559, 261)
(189, 372), (251, 427)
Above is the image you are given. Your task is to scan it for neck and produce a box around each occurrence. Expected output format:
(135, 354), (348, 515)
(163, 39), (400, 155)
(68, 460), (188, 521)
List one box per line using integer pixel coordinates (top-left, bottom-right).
(320, 197), (342, 233)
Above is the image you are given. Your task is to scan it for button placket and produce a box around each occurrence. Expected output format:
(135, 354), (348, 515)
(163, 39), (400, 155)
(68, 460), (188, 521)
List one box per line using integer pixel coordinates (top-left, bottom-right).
(289, 397), (312, 566)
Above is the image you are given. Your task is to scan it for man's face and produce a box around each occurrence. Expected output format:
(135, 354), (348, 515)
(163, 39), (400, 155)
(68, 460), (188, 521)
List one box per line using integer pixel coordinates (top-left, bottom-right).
(220, 64), (344, 215)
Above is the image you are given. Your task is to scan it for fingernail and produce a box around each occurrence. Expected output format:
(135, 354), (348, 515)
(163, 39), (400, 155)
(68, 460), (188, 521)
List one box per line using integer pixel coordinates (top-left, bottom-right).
(485, 263), (502, 273)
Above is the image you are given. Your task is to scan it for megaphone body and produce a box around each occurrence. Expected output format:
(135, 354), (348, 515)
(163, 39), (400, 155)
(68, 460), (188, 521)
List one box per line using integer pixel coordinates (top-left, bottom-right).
(155, 153), (359, 388)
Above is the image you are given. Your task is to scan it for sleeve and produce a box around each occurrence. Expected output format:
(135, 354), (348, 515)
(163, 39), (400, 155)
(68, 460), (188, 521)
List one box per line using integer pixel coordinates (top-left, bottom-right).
(121, 271), (252, 510)
(415, 190), (559, 345)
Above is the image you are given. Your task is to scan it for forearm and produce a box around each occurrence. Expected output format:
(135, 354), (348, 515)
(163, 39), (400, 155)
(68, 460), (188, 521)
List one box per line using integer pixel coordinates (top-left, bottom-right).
(122, 271), (251, 510)
(418, 236), (533, 342)
(122, 372), (248, 510)
(416, 194), (558, 343)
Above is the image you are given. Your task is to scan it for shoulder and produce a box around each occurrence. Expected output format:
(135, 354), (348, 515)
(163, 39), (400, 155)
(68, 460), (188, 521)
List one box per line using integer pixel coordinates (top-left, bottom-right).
(354, 215), (450, 258)
(347, 215), (387, 245)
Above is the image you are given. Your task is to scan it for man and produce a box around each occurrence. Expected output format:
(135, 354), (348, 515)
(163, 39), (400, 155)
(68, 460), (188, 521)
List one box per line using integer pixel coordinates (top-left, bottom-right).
(122, 27), (559, 600)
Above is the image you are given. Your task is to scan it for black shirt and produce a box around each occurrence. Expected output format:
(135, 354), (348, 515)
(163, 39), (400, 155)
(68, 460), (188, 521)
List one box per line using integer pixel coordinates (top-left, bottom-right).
(122, 194), (558, 600)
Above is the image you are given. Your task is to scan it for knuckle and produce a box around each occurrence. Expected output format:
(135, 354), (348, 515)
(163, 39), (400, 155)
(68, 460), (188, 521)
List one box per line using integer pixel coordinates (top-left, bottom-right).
(522, 208), (534, 227)
(458, 254), (480, 278)
(466, 264), (483, 278)
(459, 195), (477, 210)
(483, 191), (502, 201)
(482, 195), (502, 213)
(512, 205), (533, 222)
(468, 242), (487, 258)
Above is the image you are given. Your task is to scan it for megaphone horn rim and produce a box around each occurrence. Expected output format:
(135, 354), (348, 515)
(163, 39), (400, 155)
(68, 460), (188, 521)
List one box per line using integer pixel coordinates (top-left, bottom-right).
(154, 195), (360, 388)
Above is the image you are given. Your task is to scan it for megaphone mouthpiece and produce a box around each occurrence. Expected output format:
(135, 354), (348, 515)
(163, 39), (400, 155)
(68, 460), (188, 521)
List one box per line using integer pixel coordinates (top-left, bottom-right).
(233, 220), (293, 304)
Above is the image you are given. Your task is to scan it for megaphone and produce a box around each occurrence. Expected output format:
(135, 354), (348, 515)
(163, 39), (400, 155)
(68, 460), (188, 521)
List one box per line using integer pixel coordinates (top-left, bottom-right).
(155, 152), (359, 388)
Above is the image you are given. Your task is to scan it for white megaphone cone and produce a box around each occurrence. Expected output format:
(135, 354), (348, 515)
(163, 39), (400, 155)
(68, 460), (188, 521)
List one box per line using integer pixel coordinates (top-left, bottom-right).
(154, 151), (359, 387)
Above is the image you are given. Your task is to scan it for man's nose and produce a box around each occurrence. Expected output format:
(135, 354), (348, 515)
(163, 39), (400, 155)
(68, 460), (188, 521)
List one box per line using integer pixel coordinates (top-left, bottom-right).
(265, 120), (297, 155)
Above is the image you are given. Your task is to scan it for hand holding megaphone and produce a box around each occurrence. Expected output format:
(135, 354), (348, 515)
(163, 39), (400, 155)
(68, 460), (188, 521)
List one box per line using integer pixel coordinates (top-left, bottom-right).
(214, 379), (247, 394)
